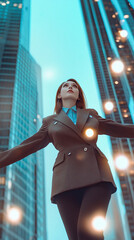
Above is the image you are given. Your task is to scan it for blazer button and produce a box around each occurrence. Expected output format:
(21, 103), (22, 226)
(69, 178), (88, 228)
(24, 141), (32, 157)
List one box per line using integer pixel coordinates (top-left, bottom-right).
(68, 152), (71, 156)
(84, 147), (87, 152)
(54, 121), (57, 125)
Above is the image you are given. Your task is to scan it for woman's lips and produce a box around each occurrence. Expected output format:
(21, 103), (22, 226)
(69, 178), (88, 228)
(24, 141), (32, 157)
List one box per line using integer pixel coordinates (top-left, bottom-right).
(67, 90), (74, 93)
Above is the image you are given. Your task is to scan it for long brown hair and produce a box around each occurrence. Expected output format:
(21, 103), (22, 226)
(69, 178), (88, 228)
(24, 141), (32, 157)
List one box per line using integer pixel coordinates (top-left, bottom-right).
(53, 79), (87, 114)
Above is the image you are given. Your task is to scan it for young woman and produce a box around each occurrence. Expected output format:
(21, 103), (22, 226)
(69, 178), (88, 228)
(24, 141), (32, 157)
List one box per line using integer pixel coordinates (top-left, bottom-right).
(1, 78), (134, 240)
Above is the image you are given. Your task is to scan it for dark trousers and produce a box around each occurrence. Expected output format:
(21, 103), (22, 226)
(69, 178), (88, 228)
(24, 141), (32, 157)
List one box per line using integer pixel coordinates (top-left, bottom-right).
(56, 182), (112, 240)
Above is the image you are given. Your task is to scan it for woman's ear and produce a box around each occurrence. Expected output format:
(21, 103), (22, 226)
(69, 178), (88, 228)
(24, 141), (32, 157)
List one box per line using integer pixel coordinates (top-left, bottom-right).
(58, 93), (61, 99)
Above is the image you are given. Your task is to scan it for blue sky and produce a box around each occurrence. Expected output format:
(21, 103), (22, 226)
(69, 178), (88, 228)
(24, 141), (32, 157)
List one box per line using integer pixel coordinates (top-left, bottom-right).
(29, 1), (120, 239)
(128, 0), (134, 8)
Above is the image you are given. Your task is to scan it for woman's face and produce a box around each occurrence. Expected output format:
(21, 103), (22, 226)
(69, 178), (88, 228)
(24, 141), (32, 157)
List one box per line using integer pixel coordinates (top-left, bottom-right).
(58, 81), (79, 102)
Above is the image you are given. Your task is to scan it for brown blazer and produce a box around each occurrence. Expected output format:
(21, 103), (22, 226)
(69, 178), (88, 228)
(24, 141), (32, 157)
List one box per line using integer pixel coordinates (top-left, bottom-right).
(1, 108), (134, 204)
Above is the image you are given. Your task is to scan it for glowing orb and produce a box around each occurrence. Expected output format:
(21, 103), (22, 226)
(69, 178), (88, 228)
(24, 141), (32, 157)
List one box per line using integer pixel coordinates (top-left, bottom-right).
(85, 128), (94, 137)
(119, 30), (128, 39)
(92, 216), (106, 231)
(104, 101), (114, 112)
(111, 59), (124, 74)
(115, 155), (129, 170)
(6, 206), (23, 225)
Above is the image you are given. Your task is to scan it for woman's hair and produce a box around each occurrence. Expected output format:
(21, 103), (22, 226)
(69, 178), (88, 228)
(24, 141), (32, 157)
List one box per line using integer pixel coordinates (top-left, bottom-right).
(53, 78), (87, 114)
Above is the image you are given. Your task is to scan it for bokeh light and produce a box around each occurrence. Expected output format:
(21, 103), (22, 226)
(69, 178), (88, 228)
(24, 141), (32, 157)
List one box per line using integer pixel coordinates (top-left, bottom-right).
(2, 2), (6, 5)
(92, 216), (106, 231)
(119, 30), (128, 38)
(85, 128), (94, 138)
(115, 155), (129, 170)
(118, 45), (124, 48)
(127, 67), (131, 71)
(110, 59), (124, 74)
(114, 80), (119, 84)
(123, 113), (129, 118)
(5, 206), (24, 225)
(124, 15), (129, 19)
(104, 101), (114, 112)
(43, 68), (56, 81)
(107, 57), (112, 60)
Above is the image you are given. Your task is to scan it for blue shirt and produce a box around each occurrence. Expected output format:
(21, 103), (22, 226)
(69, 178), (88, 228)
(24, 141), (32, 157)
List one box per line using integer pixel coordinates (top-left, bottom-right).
(62, 105), (77, 125)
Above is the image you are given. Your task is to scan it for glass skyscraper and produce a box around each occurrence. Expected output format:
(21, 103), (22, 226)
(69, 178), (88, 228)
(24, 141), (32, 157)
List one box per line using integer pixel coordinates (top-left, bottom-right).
(80, 0), (134, 239)
(0, 0), (46, 239)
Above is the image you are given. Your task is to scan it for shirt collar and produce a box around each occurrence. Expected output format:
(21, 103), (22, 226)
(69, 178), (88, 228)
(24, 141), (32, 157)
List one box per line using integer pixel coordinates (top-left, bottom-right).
(62, 105), (77, 113)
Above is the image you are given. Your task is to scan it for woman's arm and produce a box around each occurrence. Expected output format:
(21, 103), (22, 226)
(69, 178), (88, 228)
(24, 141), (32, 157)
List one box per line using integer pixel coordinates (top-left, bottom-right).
(92, 110), (134, 138)
(0, 118), (50, 168)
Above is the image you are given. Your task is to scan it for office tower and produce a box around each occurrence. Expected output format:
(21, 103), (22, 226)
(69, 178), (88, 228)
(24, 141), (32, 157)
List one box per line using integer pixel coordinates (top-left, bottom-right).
(80, 0), (134, 239)
(0, 1), (46, 239)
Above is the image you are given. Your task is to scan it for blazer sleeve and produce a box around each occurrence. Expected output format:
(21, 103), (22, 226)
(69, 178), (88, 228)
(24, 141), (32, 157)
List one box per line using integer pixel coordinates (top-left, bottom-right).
(92, 109), (134, 138)
(0, 118), (50, 168)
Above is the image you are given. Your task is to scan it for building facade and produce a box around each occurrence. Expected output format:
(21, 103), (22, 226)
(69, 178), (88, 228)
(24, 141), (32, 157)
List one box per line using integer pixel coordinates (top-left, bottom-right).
(80, 0), (134, 239)
(0, 0), (46, 239)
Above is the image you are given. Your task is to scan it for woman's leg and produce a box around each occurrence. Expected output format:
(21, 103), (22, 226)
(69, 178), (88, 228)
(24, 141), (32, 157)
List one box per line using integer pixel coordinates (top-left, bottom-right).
(77, 182), (112, 240)
(56, 182), (112, 240)
(56, 188), (84, 240)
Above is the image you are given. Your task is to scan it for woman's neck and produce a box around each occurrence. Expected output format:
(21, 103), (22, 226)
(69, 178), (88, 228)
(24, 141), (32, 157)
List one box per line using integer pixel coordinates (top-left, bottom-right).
(62, 99), (76, 108)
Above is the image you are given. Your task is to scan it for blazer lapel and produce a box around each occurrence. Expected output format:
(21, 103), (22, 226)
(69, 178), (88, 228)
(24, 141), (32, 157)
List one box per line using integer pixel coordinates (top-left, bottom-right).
(53, 107), (91, 138)
(76, 108), (90, 131)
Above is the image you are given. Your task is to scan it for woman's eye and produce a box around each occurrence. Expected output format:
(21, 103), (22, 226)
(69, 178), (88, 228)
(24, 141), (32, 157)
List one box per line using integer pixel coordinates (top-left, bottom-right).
(63, 83), (78, 88)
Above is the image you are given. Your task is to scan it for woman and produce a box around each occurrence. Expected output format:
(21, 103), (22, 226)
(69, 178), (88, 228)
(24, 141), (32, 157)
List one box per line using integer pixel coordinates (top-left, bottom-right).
(1, 78), (134, 240)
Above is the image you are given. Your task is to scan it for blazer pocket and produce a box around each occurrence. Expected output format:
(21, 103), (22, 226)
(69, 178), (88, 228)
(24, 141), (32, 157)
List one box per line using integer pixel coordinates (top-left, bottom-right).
(53, 153), (65, 171)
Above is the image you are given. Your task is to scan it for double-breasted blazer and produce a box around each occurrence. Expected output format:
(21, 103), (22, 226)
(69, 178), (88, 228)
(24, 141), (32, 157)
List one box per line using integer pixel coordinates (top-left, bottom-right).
(1, 107), (134, 204)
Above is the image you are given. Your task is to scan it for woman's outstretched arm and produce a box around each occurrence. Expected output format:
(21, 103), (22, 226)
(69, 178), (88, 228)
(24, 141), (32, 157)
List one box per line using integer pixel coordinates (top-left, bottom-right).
(0, 118), (50, 168)
(93, 110), (134, 138)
